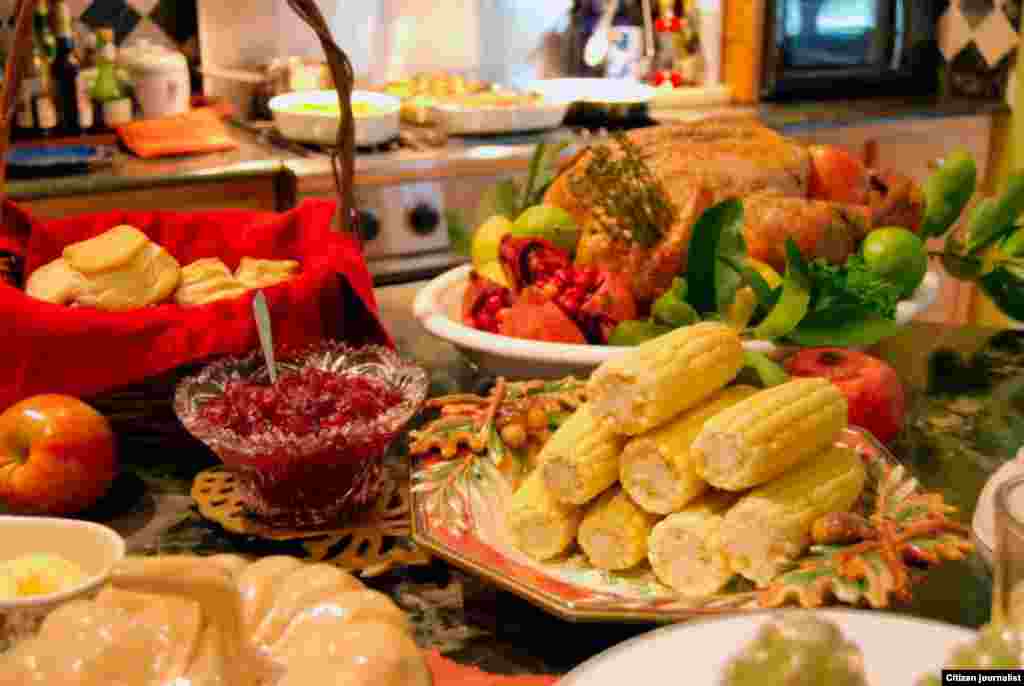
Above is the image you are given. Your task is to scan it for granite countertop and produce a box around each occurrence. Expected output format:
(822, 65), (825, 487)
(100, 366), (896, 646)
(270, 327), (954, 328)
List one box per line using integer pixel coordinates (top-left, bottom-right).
(5, 95), (1008, 202)
(62, 280), (1024, 677)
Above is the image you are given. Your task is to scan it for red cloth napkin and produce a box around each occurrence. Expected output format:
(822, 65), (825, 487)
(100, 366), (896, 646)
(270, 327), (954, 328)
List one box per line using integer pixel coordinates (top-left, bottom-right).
(426, 650), (560, 685)
(0, 198), (390, 411)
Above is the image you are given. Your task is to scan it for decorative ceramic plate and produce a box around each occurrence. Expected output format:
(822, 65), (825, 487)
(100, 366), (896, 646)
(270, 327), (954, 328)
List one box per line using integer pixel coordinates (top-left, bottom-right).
(413, 264), (942, 379)
(410, 420), (971, 623)
(559, 609), (974, 685)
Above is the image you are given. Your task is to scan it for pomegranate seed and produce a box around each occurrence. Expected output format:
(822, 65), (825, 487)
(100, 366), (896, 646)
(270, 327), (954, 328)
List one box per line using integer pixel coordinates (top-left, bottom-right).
(553, 268), (572, 286)
(477, 313), (497, 332)
(670, 72), (684, 88)
(485, 294), (505, 312)
(565, 286), (587, 303)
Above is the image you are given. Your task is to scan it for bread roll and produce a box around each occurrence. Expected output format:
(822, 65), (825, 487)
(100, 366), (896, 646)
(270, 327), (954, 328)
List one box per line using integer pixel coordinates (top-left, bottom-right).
(175, 258), (249, 306)
(235, 257), (300, 289)
(26, 225), (181, 310)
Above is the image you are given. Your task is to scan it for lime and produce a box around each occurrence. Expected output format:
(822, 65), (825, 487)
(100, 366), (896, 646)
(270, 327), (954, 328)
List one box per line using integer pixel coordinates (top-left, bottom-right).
(861, 227), (929, 298)
(511, 205), (579, 253)
(471, 215), (513, 268)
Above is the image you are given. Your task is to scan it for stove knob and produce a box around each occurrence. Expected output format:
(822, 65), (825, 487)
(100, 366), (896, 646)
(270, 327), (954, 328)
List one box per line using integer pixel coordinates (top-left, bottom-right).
(408, 202), (440, 236)
(356, 209), (380, 242)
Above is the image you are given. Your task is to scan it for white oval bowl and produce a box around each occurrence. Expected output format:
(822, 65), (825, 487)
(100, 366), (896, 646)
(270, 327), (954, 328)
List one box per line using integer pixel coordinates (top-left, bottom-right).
(431, 99), (570, 135)
(524, 77), (658, 105)
(269, 89), (400, 146)
(413, 264), (941, 379)
(0, 516), (126, 611)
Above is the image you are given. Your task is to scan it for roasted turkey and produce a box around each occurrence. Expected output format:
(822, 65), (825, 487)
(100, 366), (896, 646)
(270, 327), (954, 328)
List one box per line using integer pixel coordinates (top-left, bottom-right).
(543, 118), (920, 303)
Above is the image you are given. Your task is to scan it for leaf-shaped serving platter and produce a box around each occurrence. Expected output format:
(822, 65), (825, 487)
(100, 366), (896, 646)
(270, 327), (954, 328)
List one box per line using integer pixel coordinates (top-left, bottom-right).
(409, 386), (971, 623)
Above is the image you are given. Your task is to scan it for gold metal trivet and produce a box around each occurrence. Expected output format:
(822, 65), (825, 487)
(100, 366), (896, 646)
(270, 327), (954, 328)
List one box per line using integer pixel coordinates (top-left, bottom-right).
(191, 467), (431, 576)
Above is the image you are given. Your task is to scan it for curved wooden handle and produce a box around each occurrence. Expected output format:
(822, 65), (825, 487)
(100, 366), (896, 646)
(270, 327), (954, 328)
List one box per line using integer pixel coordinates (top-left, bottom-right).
(284, 0), (358, 242)
(0, 0), (37, 193)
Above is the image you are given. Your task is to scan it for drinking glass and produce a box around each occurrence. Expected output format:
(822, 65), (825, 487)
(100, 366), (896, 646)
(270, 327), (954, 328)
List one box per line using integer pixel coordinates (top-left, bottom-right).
(993, 473), (1024, 625)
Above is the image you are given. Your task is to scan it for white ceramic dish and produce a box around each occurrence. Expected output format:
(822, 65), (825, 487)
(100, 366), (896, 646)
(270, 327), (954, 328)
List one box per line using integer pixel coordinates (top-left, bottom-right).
(412, 264), (941, 379)
(432, 99), (570, 135)
(0, 516), (125, 650)
(523, 78), (657, 106)
(268, 89), (400, 147)
(0, 516), (125, 611)
(972, 448), (1024, 566)
(559, 609), (973, 686)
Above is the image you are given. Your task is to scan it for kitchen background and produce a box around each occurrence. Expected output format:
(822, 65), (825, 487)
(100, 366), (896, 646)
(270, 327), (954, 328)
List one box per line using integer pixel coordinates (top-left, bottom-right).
(0, 0), (1018, 105)
(1, 0), (198, 51)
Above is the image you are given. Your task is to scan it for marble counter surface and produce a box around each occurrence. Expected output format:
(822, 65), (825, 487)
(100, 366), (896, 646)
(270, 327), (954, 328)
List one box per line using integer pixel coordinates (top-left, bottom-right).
(5, 95), (1008, 203)
(57, 279), (1024, 677)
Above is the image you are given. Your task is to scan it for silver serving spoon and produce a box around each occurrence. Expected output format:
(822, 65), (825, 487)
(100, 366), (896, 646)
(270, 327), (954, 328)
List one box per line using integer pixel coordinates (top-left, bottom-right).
(252, 291), (278, 383)
(584, 0), (621, 68)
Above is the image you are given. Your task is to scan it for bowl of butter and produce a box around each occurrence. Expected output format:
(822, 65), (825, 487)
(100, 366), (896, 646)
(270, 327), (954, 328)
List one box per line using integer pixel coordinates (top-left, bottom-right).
(0, 516), (125, 651)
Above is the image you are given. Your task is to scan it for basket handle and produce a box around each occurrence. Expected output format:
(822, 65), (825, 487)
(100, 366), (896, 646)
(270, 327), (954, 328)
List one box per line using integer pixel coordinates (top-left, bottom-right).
(285, 0), (358, 242)
(0, 0), (37, 194)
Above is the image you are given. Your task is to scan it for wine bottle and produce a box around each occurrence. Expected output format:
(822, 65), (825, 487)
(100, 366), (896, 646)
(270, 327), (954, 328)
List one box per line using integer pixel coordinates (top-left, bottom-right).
(52, 0), (91, 134)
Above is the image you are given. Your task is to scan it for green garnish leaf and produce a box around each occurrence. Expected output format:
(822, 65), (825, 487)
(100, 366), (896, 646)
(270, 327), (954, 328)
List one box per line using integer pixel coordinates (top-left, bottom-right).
(686, 199), (745, 315)
(652, 277), (698, 327)
(921, 150), (976, 239)
(966, 172), (1024, 254)
(979, 262), (1024, 322)
(567, 133), (676, 249)
(476, 178), (522, 224)
(752, 239), (811, 340)
(522, 140), (571, 211)
(788, 304), (901, 347)
(445, 209), (472, 257)
(607, 319), (673, 346)
(806, 254), (902, 320)
(720, 255), (775, 308)
(740, 350), (790, 388)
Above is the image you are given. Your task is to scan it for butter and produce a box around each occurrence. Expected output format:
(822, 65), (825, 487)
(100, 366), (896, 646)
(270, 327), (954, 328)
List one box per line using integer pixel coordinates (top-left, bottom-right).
(0, 554), (86, 600)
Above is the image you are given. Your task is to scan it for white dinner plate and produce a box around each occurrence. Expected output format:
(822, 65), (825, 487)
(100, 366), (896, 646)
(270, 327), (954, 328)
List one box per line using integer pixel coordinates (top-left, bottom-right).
(560, 609), (974, 686)
(412, 264), (942, 379)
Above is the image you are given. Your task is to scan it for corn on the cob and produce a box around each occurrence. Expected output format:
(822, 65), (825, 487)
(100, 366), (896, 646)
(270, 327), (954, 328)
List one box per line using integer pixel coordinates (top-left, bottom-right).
(506, 467), (583, 561)
(587, 322), (744, 436)
(647, 491), (740, 596)
(620, 385), (759, 515)
(693, 377), (847, 491)
(540, 404), (625, 505)
(718, 444), (867, 586)
(577, 486), (661, 571)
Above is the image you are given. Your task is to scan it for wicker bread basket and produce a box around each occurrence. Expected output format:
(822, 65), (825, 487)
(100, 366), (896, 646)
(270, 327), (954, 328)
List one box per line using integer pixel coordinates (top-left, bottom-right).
(0, 0), (360, 448)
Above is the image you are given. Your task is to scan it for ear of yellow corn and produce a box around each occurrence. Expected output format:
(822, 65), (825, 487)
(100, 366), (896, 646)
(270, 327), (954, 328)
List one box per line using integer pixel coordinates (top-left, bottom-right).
(717, 444), (867, 587)
(620, 385), (760, 515)
(506, 467), (583, 561)
(578, 486), (661, 571)
(648, 490), (741, 596)
(587, 322), (745, 436)
(693, 377), (848, 491)
(540, 404), (625, 505)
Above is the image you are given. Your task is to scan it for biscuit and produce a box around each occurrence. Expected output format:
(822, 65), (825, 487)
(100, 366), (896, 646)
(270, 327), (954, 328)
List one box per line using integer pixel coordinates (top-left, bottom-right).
(26, 225), (181, 310)
(235, 257), (300, 290)
(175, 258), (249, 306)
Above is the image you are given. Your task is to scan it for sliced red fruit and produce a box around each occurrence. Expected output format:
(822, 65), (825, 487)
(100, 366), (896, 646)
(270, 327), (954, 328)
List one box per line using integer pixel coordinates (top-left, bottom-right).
(497, 299), (586, 344)
(462, 270), (513, 334)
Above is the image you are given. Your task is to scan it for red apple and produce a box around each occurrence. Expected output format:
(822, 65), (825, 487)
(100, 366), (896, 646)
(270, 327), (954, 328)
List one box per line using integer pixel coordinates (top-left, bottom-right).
(785, 348), (906, 444)
(0, 394), (117, 515)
